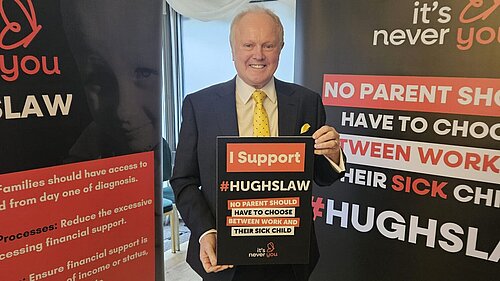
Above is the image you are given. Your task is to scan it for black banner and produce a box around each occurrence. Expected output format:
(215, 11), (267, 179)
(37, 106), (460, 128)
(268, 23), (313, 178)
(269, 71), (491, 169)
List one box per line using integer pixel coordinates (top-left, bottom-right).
(0, 1), (164, 280)
(295, 1), (499, 280)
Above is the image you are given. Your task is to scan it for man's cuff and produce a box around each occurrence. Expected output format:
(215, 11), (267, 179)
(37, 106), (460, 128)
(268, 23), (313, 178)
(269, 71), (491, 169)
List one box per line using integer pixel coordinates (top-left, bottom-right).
(324, 149), (346, 173)
(199, 229), (217, 243)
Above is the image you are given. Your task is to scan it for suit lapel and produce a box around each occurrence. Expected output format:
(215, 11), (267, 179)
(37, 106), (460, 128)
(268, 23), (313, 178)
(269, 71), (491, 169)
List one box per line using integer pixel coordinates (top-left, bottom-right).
(276, 79), (298, 136)
(215, 79), (239, 136)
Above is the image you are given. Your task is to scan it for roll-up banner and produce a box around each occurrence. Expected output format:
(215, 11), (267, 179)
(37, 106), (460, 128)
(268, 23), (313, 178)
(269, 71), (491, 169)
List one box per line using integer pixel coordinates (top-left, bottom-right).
(0, 1), (164, 280)
(295, 1), (499, 280)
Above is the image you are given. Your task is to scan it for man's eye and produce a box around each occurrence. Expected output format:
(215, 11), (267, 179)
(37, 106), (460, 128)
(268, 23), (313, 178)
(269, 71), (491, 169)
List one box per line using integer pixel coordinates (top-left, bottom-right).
(135, 67), (158, 79)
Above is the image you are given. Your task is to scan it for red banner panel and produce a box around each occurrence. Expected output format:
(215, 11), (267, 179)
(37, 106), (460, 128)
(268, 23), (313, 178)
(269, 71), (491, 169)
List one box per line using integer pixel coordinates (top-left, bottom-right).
(323, 74), (500, 117)
(0, 152), (155, 281)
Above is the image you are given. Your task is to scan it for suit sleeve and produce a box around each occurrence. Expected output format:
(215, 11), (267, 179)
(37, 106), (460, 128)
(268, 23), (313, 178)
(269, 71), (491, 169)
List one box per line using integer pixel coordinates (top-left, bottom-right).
(170, 96), (216, 240)
(313, 94), (346, 186)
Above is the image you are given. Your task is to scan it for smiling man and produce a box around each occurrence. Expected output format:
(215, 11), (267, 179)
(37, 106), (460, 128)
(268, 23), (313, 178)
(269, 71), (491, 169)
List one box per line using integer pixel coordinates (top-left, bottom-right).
(230, 10), (282, 90)
(171, 6), (346, 281)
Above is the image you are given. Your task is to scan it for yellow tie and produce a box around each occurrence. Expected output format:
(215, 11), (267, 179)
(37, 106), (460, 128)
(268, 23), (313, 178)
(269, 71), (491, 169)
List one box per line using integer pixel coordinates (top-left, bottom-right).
(252, 90), (270, 137)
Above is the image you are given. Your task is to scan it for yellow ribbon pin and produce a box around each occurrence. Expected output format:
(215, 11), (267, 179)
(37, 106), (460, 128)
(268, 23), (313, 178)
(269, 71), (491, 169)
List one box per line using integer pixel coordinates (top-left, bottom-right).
(300, 123), (311, 134)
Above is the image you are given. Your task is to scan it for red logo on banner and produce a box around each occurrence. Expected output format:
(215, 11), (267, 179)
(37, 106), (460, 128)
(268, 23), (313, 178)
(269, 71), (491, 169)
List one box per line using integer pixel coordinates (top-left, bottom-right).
(227, 143), (305, 172)
(459, 0), (499, 23)
(457, 0), (500, 50)
(0, 0), (42, 50)
(0, 0), (61, 82)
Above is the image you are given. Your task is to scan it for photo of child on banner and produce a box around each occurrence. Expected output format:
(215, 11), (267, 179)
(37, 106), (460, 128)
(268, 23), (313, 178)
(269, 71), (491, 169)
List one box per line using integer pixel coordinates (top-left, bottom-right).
(60, 0), (161, 162)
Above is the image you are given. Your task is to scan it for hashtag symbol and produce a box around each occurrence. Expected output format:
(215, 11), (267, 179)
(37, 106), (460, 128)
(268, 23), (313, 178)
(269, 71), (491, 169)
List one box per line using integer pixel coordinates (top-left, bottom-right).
(219, 181), (229, 192)
(311, 196), (324, 221)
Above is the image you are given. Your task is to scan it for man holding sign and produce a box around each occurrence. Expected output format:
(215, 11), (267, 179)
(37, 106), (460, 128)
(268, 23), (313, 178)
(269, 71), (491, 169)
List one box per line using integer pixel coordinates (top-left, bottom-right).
(171, 6), (345, 281)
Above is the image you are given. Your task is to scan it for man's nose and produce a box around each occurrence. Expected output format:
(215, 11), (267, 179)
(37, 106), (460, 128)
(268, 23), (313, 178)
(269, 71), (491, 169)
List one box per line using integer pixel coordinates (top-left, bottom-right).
(252, 46), (265, 60)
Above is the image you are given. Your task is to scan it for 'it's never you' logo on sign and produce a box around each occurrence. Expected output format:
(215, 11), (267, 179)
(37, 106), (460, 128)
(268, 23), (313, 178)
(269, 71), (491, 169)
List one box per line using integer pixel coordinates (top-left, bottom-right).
(0, 0), (60, 82)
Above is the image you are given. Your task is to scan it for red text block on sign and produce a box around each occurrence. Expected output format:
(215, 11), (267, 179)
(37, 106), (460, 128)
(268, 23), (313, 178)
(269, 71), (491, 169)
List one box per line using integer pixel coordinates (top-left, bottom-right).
(226, 143), (306, 172)
(226, 217), (300, 227)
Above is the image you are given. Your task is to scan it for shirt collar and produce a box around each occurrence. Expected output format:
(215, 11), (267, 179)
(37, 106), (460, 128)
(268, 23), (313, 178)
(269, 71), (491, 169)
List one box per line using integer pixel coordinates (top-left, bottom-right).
(236, 76), (277, 105)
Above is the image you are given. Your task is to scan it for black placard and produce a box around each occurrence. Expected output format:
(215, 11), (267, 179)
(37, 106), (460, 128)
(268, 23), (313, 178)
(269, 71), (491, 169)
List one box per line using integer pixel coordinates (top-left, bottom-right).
(216, 136), (315, 265)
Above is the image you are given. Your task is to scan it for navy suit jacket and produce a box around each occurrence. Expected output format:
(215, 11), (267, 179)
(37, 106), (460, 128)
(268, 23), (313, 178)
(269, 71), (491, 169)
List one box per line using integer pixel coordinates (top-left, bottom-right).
(170, 78), (344, 281)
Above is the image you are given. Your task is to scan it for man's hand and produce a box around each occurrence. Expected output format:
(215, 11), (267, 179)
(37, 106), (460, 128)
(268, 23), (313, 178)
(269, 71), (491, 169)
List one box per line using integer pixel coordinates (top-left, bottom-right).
(199, 232), (233, 273)
(312, 125), (341, 164)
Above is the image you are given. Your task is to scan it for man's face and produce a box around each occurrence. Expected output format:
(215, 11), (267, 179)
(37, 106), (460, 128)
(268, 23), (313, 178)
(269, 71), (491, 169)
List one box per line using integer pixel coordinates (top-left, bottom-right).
(231, 12), (283, 89)
(63, 1), (160, 152)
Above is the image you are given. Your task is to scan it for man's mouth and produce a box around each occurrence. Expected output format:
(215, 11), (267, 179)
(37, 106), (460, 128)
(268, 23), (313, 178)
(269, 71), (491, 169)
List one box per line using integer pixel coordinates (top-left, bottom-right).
(250, 64), (265, 69)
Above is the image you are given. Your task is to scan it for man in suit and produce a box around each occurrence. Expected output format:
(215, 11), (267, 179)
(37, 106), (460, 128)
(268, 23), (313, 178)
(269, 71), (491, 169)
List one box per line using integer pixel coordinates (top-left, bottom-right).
(170, 6), (345, 281)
